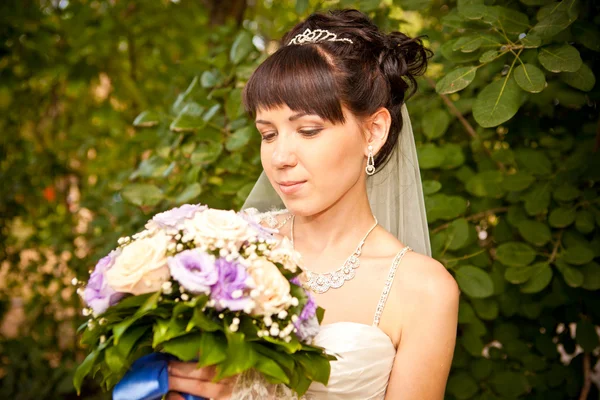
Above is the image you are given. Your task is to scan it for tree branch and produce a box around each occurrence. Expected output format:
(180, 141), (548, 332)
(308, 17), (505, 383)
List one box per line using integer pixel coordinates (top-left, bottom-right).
(426, 77), (506, 171)
(578, 352), (591, 400)
(431, 207), (509, 234)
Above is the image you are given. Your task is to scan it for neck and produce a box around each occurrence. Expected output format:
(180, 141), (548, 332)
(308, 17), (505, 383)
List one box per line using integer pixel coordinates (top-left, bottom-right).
(290, 184), (377, 256)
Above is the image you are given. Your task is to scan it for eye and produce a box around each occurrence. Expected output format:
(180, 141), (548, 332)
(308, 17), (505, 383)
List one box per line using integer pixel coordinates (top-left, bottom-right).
(261, 132), (277, 142)
(299, 129), (323, 137)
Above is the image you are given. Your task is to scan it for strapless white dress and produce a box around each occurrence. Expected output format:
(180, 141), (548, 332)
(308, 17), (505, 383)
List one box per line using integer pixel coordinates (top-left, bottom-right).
(233, 209), (410, 399)
(305, 322), (396, 399)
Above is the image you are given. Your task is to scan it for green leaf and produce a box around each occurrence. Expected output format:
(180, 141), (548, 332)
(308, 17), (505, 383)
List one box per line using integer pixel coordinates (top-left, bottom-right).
(562, 244), (595, 265)
(538, 44), (582, 73)
(455, 265), (495, 298)
(116, 325), (150, 359)
(417, 144), (445, 169)
(230, 31), (253, 65)
(575, 210), (595, 234)
(133, 110), (160, 128)
(121, 183), (164, 207)
(473, 77), (523, 128)
(491, 371), (529, 397)
(162, 332), (202, 361)
(554, 260), (583, 287)
(516, 149), (552, 176)
(425, 194), (468, 222)
(576, 320), (600, 352)
(514, 64), (546, 93)
(496, 242), (536, 267)
(458, 300), (477, 323)
(175, 183), (202, 203)
(520, 33), (542, 48)
(466, 170), (505, 198)
(191, 142), (223, 165)
(436, 67), (478, 94)
(503, 172), (535, 191)
(460, 328), (485, 356)
(517, 220), (552, 246)
(447, 370), (479, 399)
(505, 265), (537, 284)
(225, 88), (244, 120)
(572, 21), (600, 52)
(447, 218), (471, 250)
(472, 298), (499, 320)
(113, 292), (161, 344)
(520, 263), (553, 293)
(483, 6), (529, 34)
(255, 354), (290, 384)
(201, 71), (219, 88)
(530, 5), (578, 38)
(226, 126), (253, 151)
(422, 109), (451, 139)
(188, 307), (221, 332)
(440, 39), (482, 63)
(197, 332), (228, 367)
(479, 50), (500, 63)
(73, 349), (99, 394)
(581, 262), (600, 291)
(170, 103), (206, 132)
(523, 183), (552, 215)
(553, 183), (581, 202)
(422, 180), (442, 195)
(548, 207), (576, 228)
(441, 143), (465, 169)
(216, 332), (257, 380)
(560, 63), (596, 92)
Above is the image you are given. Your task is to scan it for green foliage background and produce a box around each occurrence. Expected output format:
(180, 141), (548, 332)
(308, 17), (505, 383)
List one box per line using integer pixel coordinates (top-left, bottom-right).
(1, 0), (599, 399)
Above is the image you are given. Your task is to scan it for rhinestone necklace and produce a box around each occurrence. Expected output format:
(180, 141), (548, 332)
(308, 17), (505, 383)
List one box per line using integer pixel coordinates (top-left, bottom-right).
(291, 214), (378, 294)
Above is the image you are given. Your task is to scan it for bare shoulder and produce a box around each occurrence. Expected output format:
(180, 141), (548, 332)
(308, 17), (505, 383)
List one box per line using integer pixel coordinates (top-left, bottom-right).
(400, 251), (460, 299)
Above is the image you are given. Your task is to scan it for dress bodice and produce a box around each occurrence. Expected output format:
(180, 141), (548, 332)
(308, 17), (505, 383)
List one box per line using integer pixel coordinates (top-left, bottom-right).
(306, 322), (396, 399)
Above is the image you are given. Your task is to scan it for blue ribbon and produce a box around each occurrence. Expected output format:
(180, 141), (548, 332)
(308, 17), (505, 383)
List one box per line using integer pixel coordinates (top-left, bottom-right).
(113, 353), (206, 400)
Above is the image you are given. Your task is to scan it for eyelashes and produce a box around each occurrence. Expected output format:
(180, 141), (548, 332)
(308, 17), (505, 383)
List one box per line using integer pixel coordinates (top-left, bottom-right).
(261, 129), (323, 142)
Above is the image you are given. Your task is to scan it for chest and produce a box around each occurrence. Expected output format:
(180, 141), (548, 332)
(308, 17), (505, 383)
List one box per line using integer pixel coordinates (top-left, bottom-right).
(301, 255), (394, 326)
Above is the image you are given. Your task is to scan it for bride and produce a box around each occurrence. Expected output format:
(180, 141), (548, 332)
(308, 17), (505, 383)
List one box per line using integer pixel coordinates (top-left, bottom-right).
(166, 8), (459, 400)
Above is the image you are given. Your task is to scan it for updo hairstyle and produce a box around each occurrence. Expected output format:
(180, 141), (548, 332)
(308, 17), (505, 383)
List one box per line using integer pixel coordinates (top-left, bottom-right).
(242, 9), (432, 172)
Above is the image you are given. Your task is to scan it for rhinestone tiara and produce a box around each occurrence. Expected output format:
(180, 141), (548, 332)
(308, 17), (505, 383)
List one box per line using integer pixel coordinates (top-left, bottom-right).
(288, 28), (353, 46)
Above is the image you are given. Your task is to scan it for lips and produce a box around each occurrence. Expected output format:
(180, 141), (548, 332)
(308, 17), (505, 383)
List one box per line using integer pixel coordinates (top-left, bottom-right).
(278, 181), (306, 186)
(277, 180), (306, 195)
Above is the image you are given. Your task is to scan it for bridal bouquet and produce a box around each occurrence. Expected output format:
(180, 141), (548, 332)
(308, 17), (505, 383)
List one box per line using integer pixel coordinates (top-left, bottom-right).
(74, 204), (333, 400)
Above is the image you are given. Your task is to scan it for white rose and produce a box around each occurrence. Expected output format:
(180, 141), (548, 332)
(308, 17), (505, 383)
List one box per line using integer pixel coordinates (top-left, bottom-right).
(106, 231), (171, 295)
(269, 236), (303, 273)
(248, 257), (291, 316)
(183, 209), (251, 243)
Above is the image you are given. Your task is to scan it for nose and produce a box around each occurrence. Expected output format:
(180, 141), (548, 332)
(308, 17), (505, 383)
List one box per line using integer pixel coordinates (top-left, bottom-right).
(270, 133), (298, 169)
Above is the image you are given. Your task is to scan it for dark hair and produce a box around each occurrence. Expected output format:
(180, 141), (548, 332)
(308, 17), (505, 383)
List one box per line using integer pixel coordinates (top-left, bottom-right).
(242, 9), (432, 171)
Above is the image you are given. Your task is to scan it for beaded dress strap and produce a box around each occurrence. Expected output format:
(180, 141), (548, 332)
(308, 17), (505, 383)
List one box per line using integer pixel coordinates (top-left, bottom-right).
(372, 246), (412, 327)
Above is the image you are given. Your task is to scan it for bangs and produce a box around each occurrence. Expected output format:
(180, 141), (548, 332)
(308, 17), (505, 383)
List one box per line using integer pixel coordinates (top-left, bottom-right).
(242, 45), (346, 124)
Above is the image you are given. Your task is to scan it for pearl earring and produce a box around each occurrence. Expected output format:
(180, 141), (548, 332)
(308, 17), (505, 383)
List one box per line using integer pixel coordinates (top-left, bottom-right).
(366, 145), (375, 176)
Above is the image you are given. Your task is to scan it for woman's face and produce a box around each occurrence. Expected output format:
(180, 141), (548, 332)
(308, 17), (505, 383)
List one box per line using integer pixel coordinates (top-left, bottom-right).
(255, 104), (367, 216)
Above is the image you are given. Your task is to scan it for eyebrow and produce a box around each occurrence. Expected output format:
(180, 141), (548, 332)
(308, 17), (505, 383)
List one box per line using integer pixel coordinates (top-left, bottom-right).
(255, 112), (316, 125)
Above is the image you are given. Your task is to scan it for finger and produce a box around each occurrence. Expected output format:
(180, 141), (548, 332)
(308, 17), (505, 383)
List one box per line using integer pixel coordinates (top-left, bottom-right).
(169, 376), (233, 399)
(166, 392), (185, 400)
(168, 361), (216, 380)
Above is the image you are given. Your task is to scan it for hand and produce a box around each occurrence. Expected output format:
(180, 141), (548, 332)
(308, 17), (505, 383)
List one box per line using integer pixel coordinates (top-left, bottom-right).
(166, 361), (236, 400)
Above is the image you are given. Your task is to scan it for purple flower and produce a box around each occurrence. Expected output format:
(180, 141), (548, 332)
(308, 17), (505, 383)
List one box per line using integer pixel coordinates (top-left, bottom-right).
(211, 258), (253, 311)
(147, 204), (206, 230)
(168, 250), (218, 294)
(83, 250), (125, 316)
(290, 280), (319, 341)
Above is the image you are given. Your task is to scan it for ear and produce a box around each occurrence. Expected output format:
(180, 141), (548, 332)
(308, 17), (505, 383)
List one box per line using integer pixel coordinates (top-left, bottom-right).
(364, 107), (391, 156)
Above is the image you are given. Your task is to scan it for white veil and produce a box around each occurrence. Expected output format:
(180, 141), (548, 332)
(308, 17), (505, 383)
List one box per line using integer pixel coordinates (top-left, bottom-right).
(241, 104), (431, 257)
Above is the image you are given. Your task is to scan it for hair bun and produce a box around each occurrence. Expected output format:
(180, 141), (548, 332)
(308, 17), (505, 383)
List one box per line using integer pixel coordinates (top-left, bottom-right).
(379, 32), (432, 103)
